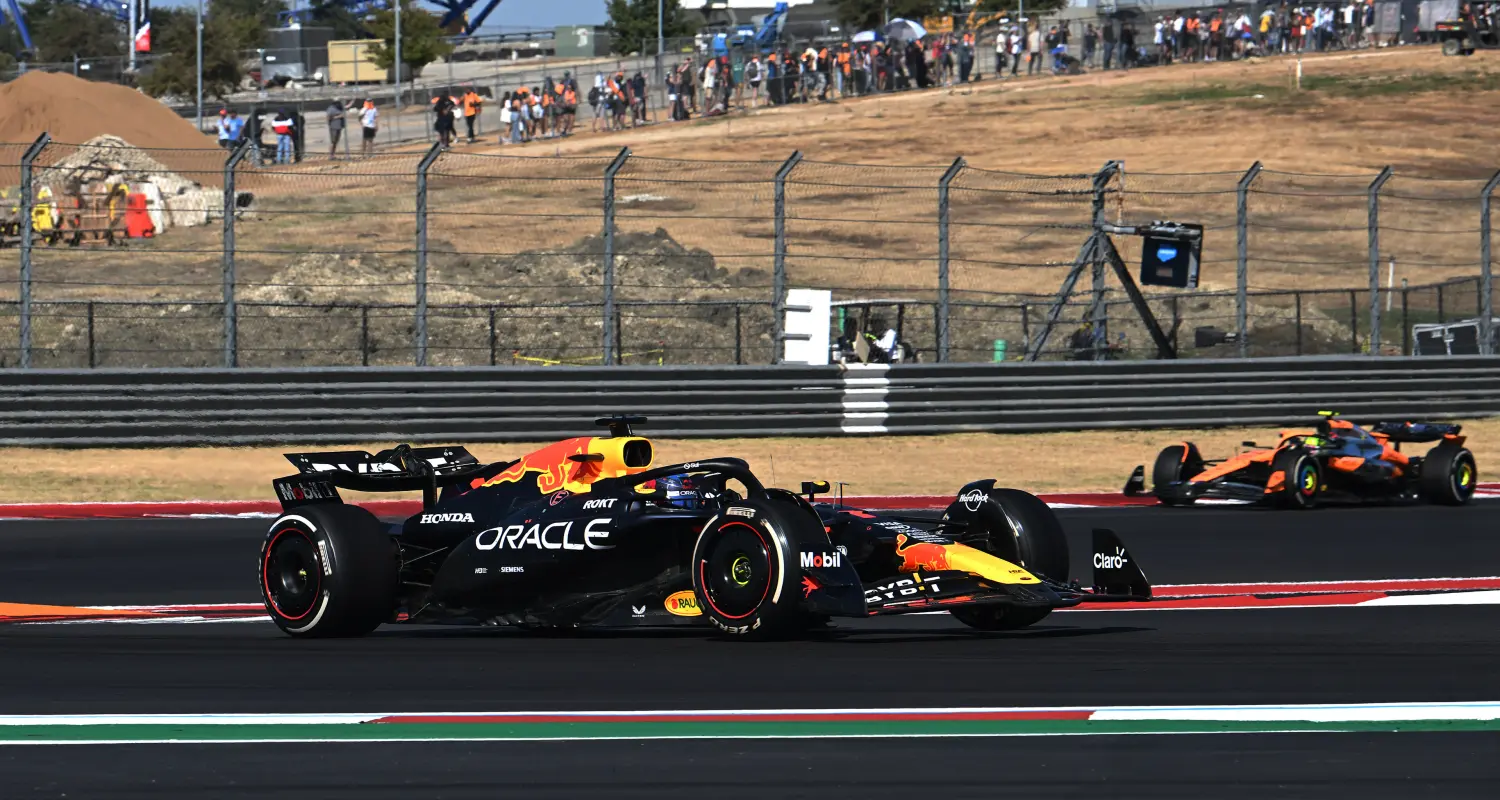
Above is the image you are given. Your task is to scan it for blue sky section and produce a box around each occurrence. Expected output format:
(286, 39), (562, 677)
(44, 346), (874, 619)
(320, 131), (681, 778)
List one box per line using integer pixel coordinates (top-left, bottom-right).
(151, 0), (609, 30)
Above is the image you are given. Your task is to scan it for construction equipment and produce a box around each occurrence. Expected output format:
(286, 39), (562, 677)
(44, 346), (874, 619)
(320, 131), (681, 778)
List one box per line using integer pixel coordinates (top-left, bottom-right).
(705, 1), (790, 56)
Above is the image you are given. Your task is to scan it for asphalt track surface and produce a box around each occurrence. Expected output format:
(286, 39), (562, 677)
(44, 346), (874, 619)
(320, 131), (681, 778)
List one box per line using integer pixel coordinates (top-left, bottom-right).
(3, 504), (1499, 798)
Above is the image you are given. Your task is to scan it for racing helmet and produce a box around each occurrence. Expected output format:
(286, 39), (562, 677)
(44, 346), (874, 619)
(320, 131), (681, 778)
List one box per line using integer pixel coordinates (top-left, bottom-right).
(654, 474), (706, 509)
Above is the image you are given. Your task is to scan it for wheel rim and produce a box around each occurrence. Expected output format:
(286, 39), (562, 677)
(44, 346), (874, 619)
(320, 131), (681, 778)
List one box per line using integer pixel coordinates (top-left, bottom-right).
(699, 522), (772, 620)
(1298, 460), (1318, 496)
(263, 529), (321, 621)
(1456, 458), (1476, 496)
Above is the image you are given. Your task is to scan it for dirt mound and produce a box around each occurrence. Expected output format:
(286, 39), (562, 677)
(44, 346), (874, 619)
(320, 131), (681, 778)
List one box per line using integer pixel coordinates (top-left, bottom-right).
(444, 228), (769, 303)
(0, 72), (215, 171)
(241, 229), (774, 365)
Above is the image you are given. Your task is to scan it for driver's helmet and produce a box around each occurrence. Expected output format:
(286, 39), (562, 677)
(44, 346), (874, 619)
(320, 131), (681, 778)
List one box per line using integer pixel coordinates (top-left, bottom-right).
(655, 474), (706, 509)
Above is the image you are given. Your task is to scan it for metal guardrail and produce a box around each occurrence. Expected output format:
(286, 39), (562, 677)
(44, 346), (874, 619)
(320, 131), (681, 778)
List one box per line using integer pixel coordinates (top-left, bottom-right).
(876, 356), (1500, 434)
(3, 356), (1498, 447)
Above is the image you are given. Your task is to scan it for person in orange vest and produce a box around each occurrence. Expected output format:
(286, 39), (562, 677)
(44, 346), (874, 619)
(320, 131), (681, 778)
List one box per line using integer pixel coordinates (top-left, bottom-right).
(524, 88), (540, 140)
(461, 87), (482, 143)
(559, 82), (577, 136)
(835, 43), (851, 98)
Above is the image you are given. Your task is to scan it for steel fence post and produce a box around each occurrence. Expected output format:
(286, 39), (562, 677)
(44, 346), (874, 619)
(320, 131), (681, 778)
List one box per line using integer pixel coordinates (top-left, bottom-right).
(1481, 170), (1500, 355)
(602, 148), (631, 365)
(221, 139), (252, 367)
(1090, 161), (1122, 360)
(772, 151), (803, 365)
(1236, 162), (1262, 358)
(1367, 166), (1392, 355)
(936, 157), (964, 363)
(414, 141), (443, 367)
(18, 133), (50, 369)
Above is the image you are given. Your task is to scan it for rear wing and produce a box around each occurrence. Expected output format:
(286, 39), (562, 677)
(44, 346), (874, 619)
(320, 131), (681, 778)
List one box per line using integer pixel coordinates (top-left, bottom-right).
(273, 444), (488, 511)
(1369, 422), (1463, 444)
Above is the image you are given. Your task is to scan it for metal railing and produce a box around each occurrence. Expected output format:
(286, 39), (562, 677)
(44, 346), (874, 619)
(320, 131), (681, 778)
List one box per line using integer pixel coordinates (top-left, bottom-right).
(4, 355), (1498, 447)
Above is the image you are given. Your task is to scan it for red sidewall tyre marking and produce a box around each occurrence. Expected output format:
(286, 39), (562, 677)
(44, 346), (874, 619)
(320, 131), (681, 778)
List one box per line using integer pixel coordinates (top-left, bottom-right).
(699, 521), (774, 621)
(263, 528), (321, 622)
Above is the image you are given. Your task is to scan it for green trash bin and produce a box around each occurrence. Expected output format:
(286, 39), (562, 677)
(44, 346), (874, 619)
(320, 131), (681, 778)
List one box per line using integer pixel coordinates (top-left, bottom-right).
(993, 339), (1007, 362)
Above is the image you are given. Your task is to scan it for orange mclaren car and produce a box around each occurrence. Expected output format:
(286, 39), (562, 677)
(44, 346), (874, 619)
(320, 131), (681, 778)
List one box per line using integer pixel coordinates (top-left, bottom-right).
(1126, 414), (1477, 509)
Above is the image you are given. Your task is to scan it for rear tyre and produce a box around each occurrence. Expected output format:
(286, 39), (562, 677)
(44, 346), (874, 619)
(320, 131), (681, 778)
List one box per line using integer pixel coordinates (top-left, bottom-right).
(1152, 442), (1204, 505)
(943, 488), (1069, 631)
(1272, 448), (1322, 509)
(260, 504), (400, 638)
(1422, 444), (1477, 506)
(1442, 38), (1462, 56)
(691, 500), (814, 639)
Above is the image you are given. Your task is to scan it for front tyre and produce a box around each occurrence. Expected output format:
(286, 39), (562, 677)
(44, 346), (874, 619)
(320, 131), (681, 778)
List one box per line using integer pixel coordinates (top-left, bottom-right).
(691, 501), (812, 640)
(943, 487), (1069, 631)
(1152, 442), (1204, 506)
(1422, 444), (1477, 506)
(260, 504), (399, 638)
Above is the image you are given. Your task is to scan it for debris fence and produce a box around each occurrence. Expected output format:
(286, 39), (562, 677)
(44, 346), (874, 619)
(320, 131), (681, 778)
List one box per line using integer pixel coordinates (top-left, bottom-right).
(1, 135), (1495, 367)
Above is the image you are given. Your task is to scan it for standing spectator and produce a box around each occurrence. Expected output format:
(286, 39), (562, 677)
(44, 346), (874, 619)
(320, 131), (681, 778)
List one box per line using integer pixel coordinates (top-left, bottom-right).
(271, 108), (296, 164)
(325, 98), (349, 158)
(1102, 20), (1116, 69)
(816, 46), (831, 99)
(958, 32), (974, 82)
(358, 100), (377, 157)
(498, 91), (513, 143)
(702, 58), (719, 110)
(560, 82), (578, 135)
(745, 54), (763, 107)
(225, 110), (244, 149)
(1154, 16), (1167, 64)
(1120, 23), (1137, 69)
(215, 109), (232, 148)
(837, 43), (852, 97)
(510, 93), (527, 143)
(1083, 23), (1098, 66)
(669, 67), (686, 119)
(995, 27), (1007, 75)
(681, 59), (698, 114)
(462, 87), (482, 143)
(431, 93), (456, 149)
(591, 72), (605, 132)
(631, 71), (647, 124)
(1009, 25), (1024, 76)
(1027, 22), (1043, 75)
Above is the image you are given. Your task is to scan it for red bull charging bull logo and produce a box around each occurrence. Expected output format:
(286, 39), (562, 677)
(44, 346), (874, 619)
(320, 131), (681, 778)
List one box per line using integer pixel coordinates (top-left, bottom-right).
(896, 534), (952, 573)
(471, 438), (599, 495)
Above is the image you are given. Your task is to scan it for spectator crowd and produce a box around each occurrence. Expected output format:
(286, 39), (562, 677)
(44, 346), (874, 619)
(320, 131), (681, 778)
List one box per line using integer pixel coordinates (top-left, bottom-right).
(228, 0), (1429, 159)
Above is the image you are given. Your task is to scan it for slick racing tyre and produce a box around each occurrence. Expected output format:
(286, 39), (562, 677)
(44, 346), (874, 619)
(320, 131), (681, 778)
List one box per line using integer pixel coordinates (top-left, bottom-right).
(1152, 442), (1204, 506)
(1272, 448), (1322, 510)
(260, 504), (400, 638)
(1422, 444), (1477, 506)
(690, 499), (818, 640)
(943, 487), (1069, 631)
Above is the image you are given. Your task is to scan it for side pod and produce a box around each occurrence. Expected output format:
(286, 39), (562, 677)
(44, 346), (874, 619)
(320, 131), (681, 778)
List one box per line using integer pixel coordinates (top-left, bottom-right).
(1091, 528), (1151, 599)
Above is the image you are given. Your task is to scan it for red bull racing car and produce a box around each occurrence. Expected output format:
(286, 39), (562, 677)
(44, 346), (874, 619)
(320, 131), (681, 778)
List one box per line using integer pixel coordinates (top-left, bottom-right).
(1126, 413), (1478, 509)
(260, 417), (1151, 639)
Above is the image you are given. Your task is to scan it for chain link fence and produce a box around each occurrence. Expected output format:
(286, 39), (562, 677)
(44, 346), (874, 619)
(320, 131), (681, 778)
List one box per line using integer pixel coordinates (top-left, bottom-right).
(1, 136), (1496, 368)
